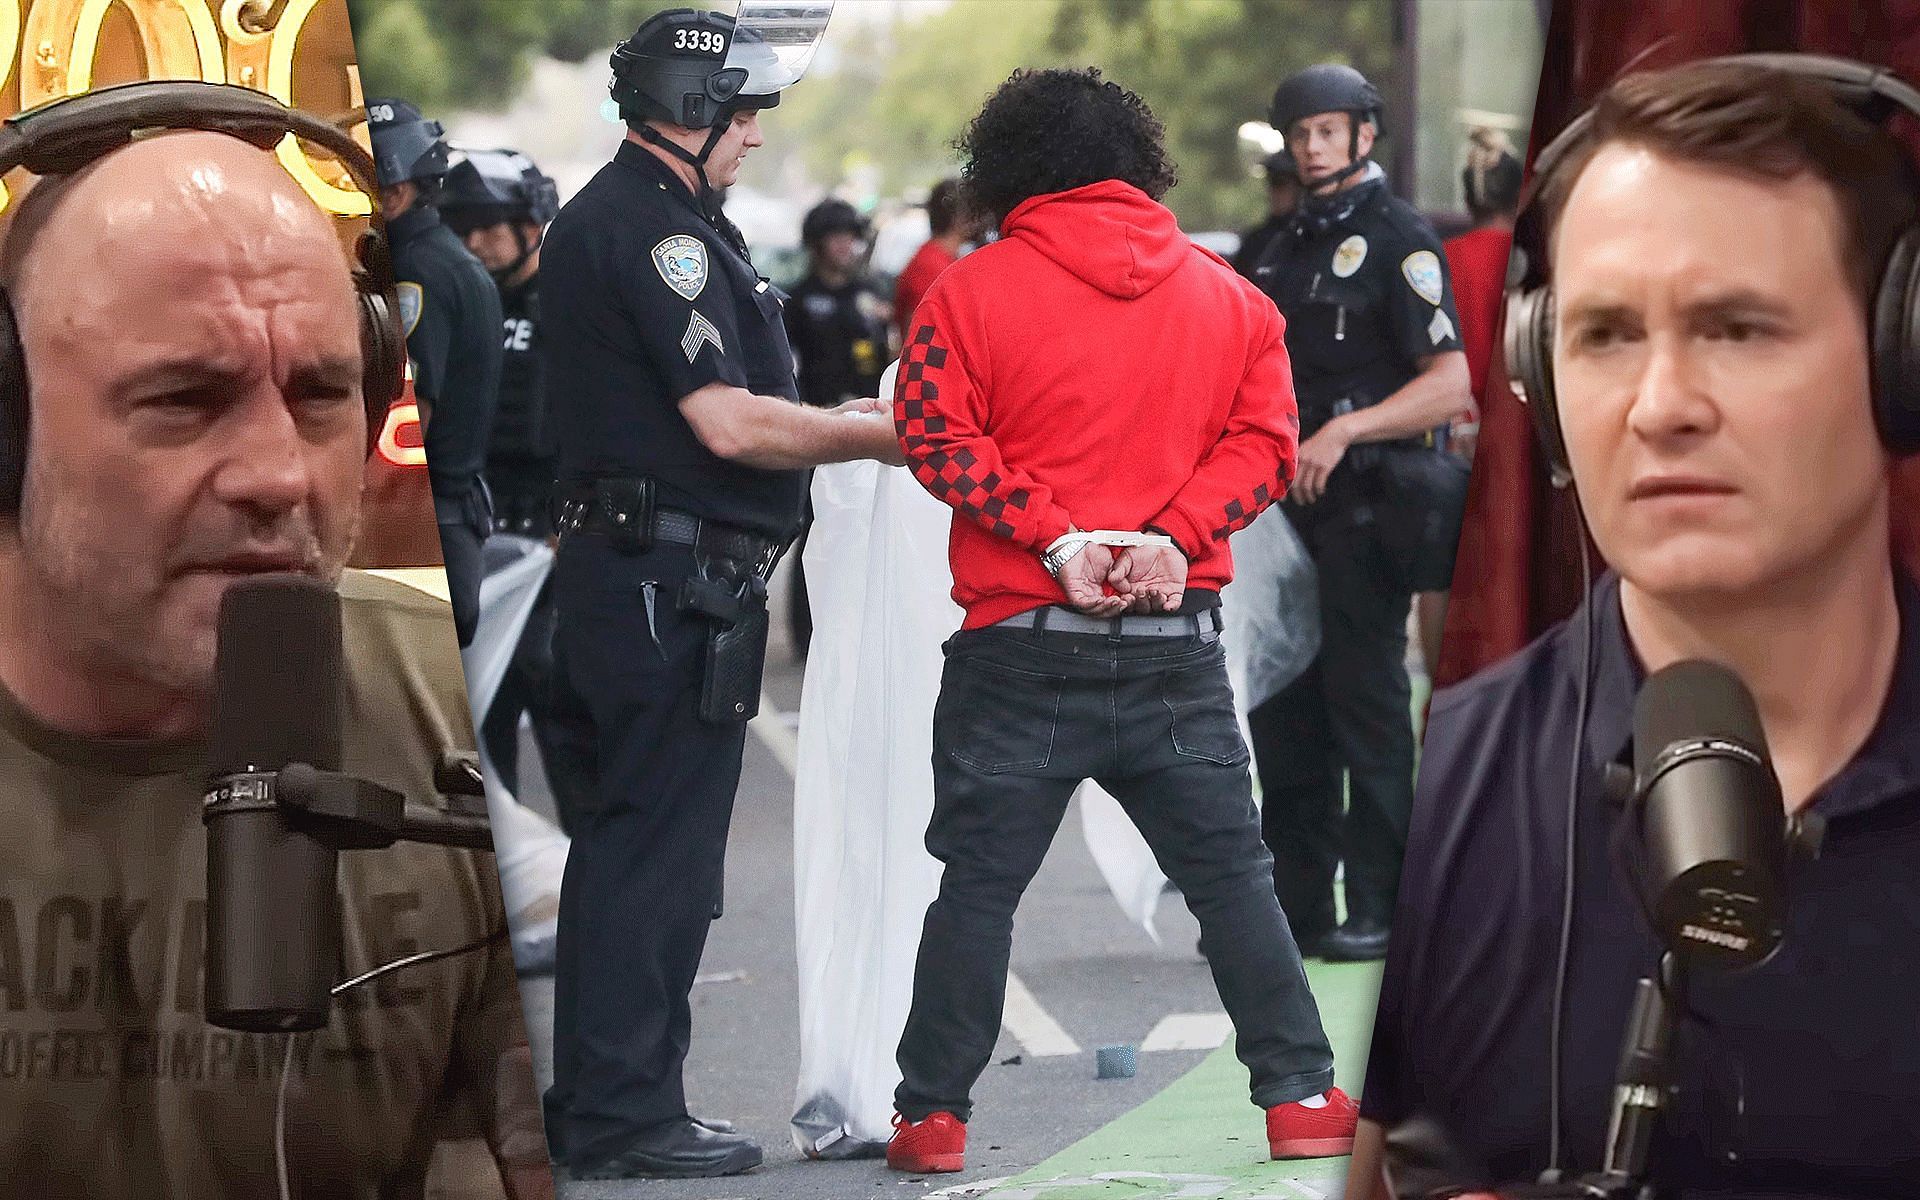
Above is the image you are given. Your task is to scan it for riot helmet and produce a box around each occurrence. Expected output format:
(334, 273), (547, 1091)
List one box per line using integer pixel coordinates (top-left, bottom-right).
(439, 148), (559, 281)
(440, 148), (559, 228)
(801, 197), (867, 246)
(610, 9), (777, 130)
(366, 97), (450, 195)
(609, 3), (833, 213)
(1269, 64), (1383, 191)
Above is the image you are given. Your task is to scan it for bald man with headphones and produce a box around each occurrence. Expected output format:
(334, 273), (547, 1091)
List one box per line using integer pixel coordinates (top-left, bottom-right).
(0, 83), (550, 1199)
(1353, 57), (1920, 1200)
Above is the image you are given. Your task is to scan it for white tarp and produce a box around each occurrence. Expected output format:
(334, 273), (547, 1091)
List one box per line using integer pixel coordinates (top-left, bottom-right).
(465, 535), (555, 719)
(789, 454), (958, 1158)
(464, 535), (568, 973)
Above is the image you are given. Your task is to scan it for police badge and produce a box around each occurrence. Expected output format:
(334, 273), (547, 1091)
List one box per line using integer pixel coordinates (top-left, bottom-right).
(396, 281), (424, 336)
(1332, 235), (1367, 278)
(652, 234), (709, 301)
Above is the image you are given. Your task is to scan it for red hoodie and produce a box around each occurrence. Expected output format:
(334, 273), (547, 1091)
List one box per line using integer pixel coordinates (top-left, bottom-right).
(893, 180), (1300, 629)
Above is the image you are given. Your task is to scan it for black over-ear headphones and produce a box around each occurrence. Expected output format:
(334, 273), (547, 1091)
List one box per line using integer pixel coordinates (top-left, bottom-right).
(1504, 53), (1920, 487)
(0, 79), (406, 513)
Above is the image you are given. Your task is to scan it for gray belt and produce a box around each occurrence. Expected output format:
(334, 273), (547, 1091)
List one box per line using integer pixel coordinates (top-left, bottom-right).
(992, 606), (1223, 639)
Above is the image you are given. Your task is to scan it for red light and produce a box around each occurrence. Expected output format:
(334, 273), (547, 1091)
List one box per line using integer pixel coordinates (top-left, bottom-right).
(377, 401), (427, 468)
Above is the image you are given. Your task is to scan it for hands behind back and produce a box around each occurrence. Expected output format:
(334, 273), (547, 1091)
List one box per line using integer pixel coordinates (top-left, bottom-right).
(1053, 536), (1188, 616)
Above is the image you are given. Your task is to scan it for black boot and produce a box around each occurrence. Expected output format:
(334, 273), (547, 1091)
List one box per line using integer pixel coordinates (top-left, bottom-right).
(570, 1118), (763, 1179)
(1319, 919), (1391, 962)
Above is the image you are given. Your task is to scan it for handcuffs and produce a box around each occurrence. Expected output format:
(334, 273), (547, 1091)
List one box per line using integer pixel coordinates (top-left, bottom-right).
(1040, 529), (1178, 579)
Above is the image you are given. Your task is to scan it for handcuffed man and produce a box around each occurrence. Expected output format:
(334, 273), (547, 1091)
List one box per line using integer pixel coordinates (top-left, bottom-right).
(885, 66), (1358, 1176)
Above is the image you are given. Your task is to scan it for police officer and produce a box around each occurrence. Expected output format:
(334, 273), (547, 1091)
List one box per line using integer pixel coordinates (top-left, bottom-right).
(781, 196), (893, 652)
(1248, 65), (1472, 963)
(786, 197), (892, 409)
(437, 147), (597, 834)
(438, 148), (561, 536)
(538, 7), (900, 1179)
(368, 99), (503, 647)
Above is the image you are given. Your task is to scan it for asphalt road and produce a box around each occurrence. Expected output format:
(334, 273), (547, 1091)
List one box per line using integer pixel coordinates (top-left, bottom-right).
(508, 561), (1284, 1200)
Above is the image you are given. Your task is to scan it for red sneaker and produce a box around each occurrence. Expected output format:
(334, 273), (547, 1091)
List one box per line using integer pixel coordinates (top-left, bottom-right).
(886, 1111), (966, 1174)
(1266, 1086), (1359, 1159)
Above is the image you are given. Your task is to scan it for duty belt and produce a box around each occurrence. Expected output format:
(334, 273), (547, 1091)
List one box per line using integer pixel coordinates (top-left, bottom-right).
(556, 479), (786, 578)
(993, 606), (1224, 640)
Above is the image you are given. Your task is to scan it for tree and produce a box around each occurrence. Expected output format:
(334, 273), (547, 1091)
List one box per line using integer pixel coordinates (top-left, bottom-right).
(1046, 0), (1398, 230)
(347, 0), (681, 111)
(776, 0), (1397, 230)
(347, 0), (1402, 230)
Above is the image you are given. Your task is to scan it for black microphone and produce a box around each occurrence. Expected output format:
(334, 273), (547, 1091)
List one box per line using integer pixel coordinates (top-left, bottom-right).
(1630, 660), (1787, 971)
(203, 574), (345, 1032)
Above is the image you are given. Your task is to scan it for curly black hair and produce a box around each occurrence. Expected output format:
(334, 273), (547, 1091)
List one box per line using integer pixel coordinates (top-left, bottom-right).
(959, 68), (1178, 228)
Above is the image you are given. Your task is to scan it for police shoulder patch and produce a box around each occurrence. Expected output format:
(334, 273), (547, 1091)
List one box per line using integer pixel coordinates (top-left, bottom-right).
(396, 281), (424, 336)
(1401, 250), (1443, 306)
(652, 234), (709, 301)
(1332, 234), (1368, 278)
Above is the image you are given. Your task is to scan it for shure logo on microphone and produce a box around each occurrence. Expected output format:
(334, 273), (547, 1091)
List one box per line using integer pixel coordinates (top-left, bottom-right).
(1680, 924), (1750, 951)
(202, 775), (272, 811)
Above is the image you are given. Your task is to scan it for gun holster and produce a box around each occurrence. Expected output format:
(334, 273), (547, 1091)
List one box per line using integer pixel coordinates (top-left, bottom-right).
(1368, 443), (1471, 594)
(680, 569), (770, 724)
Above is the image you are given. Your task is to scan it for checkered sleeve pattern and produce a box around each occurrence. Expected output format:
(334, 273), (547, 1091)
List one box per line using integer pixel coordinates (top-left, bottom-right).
(894, 317), (1072, 550)
(1148, 308), (1301, 557)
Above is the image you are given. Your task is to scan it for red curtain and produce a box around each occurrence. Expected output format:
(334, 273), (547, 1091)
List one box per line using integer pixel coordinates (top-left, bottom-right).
(1435, 0), (1920, 686)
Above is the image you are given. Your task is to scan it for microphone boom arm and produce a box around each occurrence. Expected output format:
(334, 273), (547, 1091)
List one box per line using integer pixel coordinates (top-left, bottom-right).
(203, 759), (494, 853)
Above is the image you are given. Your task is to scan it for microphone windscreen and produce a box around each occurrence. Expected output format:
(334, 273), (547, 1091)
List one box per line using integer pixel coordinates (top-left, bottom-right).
(1630, 658), (1786, 971)
(210, 574), (343, 776)
(1633, 659), (1767, 780)
(204, 573), (345, 1032)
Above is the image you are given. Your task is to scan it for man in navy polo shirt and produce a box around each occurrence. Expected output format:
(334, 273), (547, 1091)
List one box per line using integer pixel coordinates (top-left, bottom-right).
(1354, 59), (1920, 1199)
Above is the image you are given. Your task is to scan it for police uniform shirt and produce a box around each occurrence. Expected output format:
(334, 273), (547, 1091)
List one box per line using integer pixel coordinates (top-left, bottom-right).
(1232, 213), (1290, 280)
(782, 271), (889, 408)
(1364, 572), (1920, 1198)
(1254, 174), (1463, 434)
(540, 141), (803, 539)
(389, 205), (504, 498)
(490, 275), (547, 465)
(484, 275), (556, 531)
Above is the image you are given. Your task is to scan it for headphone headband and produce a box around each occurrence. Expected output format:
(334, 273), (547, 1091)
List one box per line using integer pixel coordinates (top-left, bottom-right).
(0, 80), (380, 199)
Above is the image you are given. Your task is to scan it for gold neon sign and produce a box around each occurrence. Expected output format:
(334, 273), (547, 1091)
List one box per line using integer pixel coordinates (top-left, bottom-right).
(6, 0), (366, 216)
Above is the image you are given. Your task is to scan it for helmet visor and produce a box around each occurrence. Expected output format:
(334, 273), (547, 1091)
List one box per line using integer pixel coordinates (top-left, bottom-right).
(723, 1), (834, 96)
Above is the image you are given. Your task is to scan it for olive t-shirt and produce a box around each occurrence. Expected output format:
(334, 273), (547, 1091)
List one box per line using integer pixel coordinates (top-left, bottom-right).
(0, 571), (534, 1199)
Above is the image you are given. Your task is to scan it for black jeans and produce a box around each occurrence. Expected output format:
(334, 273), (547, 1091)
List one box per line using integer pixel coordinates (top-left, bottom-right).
(894, 623), (1337, 1122)
(545, 537), (753, 1164)
(1251, 509), (1415, 931)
